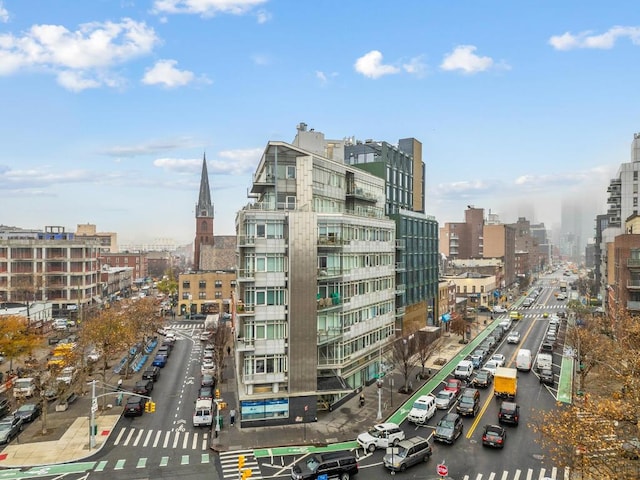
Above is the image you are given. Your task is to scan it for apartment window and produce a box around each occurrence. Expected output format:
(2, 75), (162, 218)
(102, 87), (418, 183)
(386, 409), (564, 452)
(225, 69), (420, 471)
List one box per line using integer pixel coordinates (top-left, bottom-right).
(286, 196), (296, 210)
(182, 281), (190, 289)
(199, 280), (206, 289)
(199, 292), (207, 299)
(215, 280), (223, 288)
(215, 291), (222, 299)
(286, 165), (296, 179)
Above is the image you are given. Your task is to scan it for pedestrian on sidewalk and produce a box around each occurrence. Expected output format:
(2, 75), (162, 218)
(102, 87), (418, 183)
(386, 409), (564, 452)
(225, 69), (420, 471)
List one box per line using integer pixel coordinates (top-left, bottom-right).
(227, 345), (231, 356)
(359, 393), (365, 407)
(230, 408), (236, 426)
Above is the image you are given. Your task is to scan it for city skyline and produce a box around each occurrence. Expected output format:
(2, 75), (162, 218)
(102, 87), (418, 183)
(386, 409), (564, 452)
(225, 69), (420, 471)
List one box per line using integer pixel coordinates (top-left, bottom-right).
(1, 1), (636, 245)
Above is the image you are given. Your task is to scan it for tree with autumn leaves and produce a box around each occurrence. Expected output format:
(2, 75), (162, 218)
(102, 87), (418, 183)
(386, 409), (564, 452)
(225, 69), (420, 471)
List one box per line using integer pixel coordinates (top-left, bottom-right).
(0, 315), (42, 372)
(532, 307), (640, 479)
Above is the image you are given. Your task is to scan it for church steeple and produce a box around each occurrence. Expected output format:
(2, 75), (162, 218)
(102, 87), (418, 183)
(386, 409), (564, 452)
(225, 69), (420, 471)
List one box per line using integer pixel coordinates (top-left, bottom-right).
(196, 154), (214, 218)
(194, 154), (214, 271)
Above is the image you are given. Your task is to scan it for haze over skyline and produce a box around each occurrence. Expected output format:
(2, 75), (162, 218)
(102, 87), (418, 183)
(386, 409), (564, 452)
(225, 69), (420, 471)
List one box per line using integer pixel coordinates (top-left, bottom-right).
(1, 0), (635, 246)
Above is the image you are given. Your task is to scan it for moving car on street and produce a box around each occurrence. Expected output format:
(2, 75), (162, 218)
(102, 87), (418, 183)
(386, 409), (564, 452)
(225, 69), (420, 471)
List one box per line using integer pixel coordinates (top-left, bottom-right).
(433, 413), (463, 444)
(357, 422), (405, 452)
(482, 424), (507, 448)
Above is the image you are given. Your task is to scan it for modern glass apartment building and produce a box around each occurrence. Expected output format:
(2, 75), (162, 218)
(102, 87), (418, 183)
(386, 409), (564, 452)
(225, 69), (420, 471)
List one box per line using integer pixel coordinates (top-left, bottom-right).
(235, 136), (396, 427)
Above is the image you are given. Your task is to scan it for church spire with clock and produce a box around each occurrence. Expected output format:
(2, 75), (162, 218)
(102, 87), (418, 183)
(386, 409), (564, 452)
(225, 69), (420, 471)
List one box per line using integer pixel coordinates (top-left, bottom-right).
(194, 154), (214, 271)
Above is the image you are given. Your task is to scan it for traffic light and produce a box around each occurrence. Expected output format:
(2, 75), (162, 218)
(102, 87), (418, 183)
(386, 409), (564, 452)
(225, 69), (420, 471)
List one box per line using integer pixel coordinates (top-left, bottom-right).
(149, 402), (156, 413)
(238, 455), (245, 469)
(144, 402), (150, 413)
(241, 469), (252, 480)
(215, 389), (220, 399)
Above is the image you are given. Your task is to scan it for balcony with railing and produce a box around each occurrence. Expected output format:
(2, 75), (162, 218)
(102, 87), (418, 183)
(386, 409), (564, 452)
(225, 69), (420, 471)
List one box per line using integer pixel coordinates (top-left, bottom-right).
(318, 235), (343, 246)
(395, 306), (406, 317)
(317, 293), (342, 310)
(627, 259), (640, 268)
(317, 268), (343, 278)
(628, 280), (640, 290)
(346, 183), (377, 203)
(395, 284), (406, 295)
(317, 329), (342, 345)
(236, 337), (256, 352)
(395, 262), (406, 272)
(395, 239), (405, 250)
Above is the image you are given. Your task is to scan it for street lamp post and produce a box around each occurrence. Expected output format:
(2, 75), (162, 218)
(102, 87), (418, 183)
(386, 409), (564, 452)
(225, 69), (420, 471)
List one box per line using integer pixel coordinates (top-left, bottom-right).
(376, 379), (383, 420)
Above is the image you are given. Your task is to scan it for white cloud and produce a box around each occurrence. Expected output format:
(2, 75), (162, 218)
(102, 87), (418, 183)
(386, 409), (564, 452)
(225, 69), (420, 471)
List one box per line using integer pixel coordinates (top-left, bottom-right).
(549, 26), (640, 51)
(0, 18), (159, 90)
(102, 137), (199, 157)
(142, 59), (195, 87)
(152, 0), (267, 17)
(256, 9), (271, 24)
(0, 1), (9, 23)
(402, 55), (427, 77)
(153, 148), (261, 175)
(354, 50), (400, 79)
(440, 45), (494, 74)
(316, 70), (338, 86)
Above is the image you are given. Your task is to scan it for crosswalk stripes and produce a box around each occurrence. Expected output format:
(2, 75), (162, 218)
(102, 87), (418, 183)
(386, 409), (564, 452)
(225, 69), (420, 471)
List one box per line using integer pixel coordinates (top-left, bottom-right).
(219, 449), (263, 480)
(112, 426), (209, 450)
(461, 466), (571, 480)
(93, 453), (211, 472)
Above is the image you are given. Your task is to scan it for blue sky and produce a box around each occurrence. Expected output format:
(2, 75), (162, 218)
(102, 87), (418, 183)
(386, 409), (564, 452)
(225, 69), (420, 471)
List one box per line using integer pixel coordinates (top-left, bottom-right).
(1, 0), (638, 247)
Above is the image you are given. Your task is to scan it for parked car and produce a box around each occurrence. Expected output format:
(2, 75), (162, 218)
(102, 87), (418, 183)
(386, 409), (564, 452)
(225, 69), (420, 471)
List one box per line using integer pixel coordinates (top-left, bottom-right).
(498, 401), (520, 425)
(133, 379), (154, 396)
(382, 436), (432, 472)
(482, 424), (507, 448)
(123, 396), (147, 417)
(433, 413), (463, 444)
(435, 390), (457, 410)
(142, 366), (160, 382)
(14, 403), (41, 423)
(539, 368), (554, 386)
(198, 386), (214, 399)
(478, 305), (491, 313)
(201, 374), (216, 388)
(152, 354), (168, 368)
(443, 379), (463, 397)
(472, 370), (493, 388)
(507, 331), (521, 344)
(0, 416), (23, 444)
(201, 359), (216, 375)
(357, 422), (406, 452)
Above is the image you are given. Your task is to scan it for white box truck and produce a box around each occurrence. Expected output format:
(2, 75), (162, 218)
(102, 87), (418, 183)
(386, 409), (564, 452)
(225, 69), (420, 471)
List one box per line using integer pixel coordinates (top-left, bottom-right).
(193, 398), (213, 427)
(13, 377), (37, 399)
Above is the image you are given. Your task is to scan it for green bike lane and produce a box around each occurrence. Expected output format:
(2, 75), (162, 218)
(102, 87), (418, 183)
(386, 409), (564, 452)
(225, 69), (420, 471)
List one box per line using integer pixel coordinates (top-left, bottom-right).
(0, 462), (96, 479)
(254, 318), (502, 459)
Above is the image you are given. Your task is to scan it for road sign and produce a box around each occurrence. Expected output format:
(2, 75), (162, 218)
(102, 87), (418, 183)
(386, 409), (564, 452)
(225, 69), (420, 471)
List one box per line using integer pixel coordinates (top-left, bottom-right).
(91, 399), (98, 413)
(437, 464), (448, 476)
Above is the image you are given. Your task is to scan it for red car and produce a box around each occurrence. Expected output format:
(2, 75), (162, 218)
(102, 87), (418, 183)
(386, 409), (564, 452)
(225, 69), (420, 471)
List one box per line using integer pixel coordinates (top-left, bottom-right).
(444, 379), (463, 397)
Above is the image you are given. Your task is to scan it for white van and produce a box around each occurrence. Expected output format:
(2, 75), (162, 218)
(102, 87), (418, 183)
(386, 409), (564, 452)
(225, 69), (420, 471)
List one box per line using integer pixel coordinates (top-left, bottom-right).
(516, 349), (532, 372)
(13, 377), (37, 398)
(454, 360), (474, 381)
(407, 394), (436, 424)
(52, 318), (68, 331)
(193, 398), (213, 427)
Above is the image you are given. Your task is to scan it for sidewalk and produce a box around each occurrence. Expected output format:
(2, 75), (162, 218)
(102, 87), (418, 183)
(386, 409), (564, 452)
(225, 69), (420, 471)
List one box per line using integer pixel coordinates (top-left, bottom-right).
(0, 317), (492, 467)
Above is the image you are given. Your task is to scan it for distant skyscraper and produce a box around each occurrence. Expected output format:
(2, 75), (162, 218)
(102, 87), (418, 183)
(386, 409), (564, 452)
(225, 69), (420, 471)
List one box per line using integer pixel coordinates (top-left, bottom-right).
(193, 155), (214, 271)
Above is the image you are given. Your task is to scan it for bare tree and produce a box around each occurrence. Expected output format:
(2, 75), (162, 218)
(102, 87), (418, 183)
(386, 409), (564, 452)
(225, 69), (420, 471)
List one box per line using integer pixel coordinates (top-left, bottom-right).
(212, 323), (232, 385)
(415, 332), (437, 379)
(392, 336), (417, 393)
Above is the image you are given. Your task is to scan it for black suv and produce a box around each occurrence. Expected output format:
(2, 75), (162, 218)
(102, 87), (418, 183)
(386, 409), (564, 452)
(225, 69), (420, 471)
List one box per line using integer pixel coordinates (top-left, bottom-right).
(434, 413), (463, 444)
(124, 396), (147, 417)
(456, 388), (480, 416)
(142, 366), (160, 381)
(498, 401), (520, 425)
(291, 451), (358, 480)
(133, 379), (154, 396)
